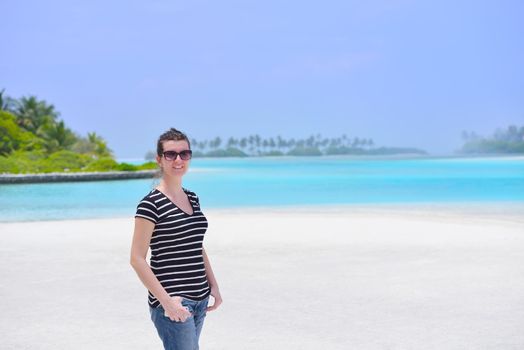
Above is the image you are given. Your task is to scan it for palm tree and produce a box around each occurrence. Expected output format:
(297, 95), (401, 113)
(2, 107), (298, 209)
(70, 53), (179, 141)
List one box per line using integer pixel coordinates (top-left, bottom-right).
(262, 139), (268, 152)
(306, 135), (315, 147)
(13, 96), (60, 134)
(276, 135), (285, 152)
(38, 120), (76, 153)
(248, 135), (255, 154)
(0, 89), (14, 111)
(190, 138), (199, 150)
(198, 140), (208, 151)
(208, 136), (221, 150)
(0, 89), (6, 110)
(269, 137), (276, 150)
(227, 137), (237, 148)
(506, 125), (519, 142)
(87, 132), (112, 157)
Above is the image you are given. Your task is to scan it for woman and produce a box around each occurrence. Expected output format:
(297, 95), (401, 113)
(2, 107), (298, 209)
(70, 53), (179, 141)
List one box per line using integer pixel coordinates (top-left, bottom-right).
(130, 127), (222, 350)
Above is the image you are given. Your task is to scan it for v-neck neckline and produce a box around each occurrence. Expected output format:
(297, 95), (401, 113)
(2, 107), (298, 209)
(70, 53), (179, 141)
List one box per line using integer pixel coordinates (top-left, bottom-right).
(155, 188), (195, 216)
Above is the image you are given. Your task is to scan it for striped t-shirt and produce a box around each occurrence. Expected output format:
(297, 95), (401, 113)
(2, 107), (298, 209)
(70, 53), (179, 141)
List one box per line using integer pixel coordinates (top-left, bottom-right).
(135, 188), (211, 308)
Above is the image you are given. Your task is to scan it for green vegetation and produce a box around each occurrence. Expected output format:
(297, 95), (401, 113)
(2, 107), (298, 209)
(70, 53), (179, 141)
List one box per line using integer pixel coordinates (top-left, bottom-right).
(460, 125), (524, 154)
(2, 89), (429, 175)
(0, 89), (155, 174)
(179, 134), (426, 158)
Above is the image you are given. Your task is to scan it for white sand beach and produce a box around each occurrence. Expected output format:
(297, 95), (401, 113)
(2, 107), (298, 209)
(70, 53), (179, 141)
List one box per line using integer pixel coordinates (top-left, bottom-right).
(1, 206), (523, 349)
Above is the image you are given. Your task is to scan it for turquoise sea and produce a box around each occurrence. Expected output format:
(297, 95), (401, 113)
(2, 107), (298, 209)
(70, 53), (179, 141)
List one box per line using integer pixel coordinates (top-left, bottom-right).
(1, 156), (523, 222)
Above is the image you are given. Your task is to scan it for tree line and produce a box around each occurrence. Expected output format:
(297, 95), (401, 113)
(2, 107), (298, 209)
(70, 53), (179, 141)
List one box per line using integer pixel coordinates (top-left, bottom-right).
(195, 134), (377, 156)
(460, 125), (524, 154)
(0, 89), (154, 173)
(146, 134), (426, 159)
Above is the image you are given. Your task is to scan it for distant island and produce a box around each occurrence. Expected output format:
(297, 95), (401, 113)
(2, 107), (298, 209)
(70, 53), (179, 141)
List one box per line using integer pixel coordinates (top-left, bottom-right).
(143, 135), (427, 160)
(459, 125), (524, 154)
(182, 125), (524, 158)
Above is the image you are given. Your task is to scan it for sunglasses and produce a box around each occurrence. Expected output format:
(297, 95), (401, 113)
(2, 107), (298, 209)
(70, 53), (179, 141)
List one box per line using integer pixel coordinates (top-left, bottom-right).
(162, 150), (193, 161)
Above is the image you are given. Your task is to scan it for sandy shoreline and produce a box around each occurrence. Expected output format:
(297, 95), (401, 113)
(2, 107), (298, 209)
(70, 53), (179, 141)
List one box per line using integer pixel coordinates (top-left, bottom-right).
(1, 207), (523, 349)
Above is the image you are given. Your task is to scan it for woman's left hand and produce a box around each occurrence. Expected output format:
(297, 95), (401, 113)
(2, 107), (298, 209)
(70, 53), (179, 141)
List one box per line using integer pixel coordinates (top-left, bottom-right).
(206, 286), (222, 312)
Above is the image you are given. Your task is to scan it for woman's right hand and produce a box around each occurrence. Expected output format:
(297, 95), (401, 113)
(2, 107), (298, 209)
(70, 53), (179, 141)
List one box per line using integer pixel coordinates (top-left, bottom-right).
(161, 296), (192, 322)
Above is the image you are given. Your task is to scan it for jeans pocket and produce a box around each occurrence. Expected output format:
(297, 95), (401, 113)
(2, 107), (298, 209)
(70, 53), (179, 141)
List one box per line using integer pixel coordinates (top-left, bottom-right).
(181, 298), (196, 315)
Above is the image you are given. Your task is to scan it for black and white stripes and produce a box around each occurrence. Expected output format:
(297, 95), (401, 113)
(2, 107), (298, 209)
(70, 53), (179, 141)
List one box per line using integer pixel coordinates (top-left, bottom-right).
(135, 188), (211, 308)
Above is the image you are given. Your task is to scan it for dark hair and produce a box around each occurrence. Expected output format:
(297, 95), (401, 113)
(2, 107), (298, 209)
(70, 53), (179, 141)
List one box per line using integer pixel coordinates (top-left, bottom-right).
(156, 128), (191, 156)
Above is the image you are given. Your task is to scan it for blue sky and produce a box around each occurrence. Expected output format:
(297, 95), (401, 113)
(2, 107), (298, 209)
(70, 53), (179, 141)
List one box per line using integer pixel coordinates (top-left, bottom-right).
(2, 0), (523, 158)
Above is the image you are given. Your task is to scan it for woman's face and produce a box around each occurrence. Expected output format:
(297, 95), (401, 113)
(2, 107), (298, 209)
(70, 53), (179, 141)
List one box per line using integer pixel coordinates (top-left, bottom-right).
(156, 140), (191, 178)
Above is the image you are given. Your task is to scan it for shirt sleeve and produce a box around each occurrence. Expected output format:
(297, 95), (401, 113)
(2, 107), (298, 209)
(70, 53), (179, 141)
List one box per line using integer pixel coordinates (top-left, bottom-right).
(135, 199), (158, 224)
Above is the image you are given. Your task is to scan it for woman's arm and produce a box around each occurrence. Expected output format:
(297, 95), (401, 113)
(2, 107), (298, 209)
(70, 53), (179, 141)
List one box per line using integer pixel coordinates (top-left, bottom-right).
(130, 217), (190, 321)
(203, 247), (223, 311)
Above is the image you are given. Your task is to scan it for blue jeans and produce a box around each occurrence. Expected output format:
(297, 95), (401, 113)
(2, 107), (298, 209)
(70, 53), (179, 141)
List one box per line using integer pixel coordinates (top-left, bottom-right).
(149, 297), (209, 350)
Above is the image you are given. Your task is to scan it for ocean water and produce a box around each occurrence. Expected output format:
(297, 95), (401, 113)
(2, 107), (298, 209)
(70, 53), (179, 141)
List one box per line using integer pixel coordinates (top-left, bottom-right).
(1, 156), (523, 222)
